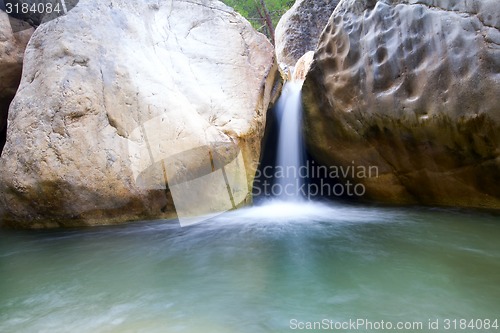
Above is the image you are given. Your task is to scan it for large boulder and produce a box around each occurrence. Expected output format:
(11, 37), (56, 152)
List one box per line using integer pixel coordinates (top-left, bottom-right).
(303, 0), (500, 209)
(275, 0), (339, 70)
(0, 0), (279, 228)
(0, 12), (33, 155)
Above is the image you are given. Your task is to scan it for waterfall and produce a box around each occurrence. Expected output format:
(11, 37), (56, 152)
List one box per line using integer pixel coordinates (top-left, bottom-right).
(274, 80), (305, 201)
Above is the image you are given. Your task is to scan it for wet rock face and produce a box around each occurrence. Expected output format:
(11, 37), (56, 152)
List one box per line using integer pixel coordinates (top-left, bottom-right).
(275, 0), (340, 68)
(0, 0), (278, 228)
(303, 0), (500, 208)
(292, 51), (314, 81)
(0, 13), (33, 155)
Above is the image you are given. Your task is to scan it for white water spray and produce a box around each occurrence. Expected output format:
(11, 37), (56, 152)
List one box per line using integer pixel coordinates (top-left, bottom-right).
(274, 80), (305, 201)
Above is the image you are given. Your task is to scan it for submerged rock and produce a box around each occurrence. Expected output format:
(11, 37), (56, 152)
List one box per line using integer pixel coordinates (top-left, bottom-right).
(0, 0), (278, 228)
(303, 0), (500, 208)
(275, 0), (340, 70)
(0, 13), (33, 155)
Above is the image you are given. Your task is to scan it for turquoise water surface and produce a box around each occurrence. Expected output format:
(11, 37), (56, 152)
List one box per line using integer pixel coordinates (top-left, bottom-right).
(1, 201), (499, 332)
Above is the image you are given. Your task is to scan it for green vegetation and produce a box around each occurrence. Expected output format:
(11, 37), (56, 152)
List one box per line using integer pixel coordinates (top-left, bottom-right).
(222, 0), (295, 44)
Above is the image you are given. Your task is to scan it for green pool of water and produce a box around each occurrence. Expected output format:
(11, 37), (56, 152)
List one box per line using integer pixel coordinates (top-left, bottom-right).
(1, 201), (499, 332)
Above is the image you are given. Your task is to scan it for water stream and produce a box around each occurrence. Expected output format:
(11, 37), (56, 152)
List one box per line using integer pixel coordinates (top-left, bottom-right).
(1, 203), (499, 332)
(274, 80), (305, 200)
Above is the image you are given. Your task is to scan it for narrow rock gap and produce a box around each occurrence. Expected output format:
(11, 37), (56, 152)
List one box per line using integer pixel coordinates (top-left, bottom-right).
(252, 104), (279, 202)
(0, 95), (16, 156)
(253, 93), (347, 202)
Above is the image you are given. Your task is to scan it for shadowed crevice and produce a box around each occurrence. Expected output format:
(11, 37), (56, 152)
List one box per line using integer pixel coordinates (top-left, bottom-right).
(0, 96), (14, 156)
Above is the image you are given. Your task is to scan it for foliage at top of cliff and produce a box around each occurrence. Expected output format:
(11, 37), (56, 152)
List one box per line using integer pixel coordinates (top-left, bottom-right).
(222, 0), (295, 43)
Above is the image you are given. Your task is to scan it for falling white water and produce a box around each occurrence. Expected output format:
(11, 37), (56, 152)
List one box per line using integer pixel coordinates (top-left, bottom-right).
(274, 80), (305, 200)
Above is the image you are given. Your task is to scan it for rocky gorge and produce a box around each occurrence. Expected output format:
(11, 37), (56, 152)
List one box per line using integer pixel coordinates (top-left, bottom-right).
(0, 0), (499, 228)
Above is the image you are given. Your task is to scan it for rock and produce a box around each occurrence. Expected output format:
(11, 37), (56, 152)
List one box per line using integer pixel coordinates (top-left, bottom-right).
(0, 0), (279, 228)
(303, 0), (500, 209)
(292, 50), (314, 81)
(0, 12), (33, 155)
(275, 0), (340, 69)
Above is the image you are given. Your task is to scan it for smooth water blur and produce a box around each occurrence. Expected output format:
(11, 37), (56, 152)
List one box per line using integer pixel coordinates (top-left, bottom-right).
(1, 201), (500, 333)
(274, 81), (305, 200)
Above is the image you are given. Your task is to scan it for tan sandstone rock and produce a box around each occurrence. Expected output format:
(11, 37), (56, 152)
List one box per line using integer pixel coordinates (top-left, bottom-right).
(303, 0), (500, 209)
(0, 0), (279, 228)
(275, 0), (340, 71)
(0, 13), (33, 155)
(292, 51), (314, 81)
